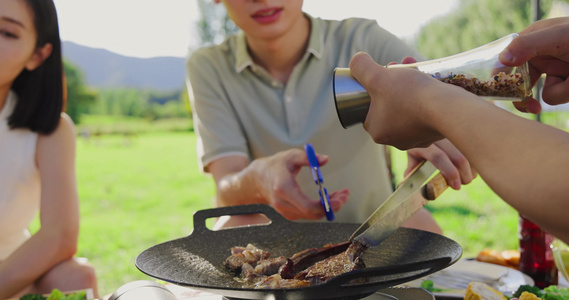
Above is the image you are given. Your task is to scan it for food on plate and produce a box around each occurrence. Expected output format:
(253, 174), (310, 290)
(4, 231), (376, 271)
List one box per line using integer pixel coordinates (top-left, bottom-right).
(513, 285), (544, 298)
(419, 279), (444, 293)
(476, 248), (520, 269)
(517, 291), (543, 300)
(501, 249), (521, 267)
(511, 284), (569, 300)
(224, 241), (366, 288)
(20, 295), (47, 300)
(476, 249), (508, 267)
(20, 289), (87, 300)
(464, 281), (506, 300)
(436, 72), (527, 99)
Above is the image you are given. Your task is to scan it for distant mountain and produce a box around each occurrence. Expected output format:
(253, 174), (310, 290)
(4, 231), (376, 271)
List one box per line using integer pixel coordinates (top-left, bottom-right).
(62, 41), (186, 92)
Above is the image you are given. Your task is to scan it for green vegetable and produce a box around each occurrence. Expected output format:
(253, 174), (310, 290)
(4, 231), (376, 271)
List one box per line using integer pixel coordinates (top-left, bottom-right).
(20, 294), (47, 300)
(543, 285), (569, 300)
(63, 291), (86, 300)
(47, 289), (64, 300)
(420, 279), (445, 292)
(513, 285), (544, 298)
(19, 289), (86, 300)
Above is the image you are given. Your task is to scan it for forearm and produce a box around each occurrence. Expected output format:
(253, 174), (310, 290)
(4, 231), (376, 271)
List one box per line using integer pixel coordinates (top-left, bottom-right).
(0, 228), (77, 297)
(427, 89), (569, 241)
(214, 159), (268, 207)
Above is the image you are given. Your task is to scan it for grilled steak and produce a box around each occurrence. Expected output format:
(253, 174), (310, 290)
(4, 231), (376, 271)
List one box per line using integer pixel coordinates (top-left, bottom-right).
(254, 274), (310, 289)
(294, 241), (366, 285)
(225, 241), (367, 288)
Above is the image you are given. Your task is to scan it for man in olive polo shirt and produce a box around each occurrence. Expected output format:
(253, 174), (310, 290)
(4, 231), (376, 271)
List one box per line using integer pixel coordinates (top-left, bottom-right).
(186, 1), (475, 230)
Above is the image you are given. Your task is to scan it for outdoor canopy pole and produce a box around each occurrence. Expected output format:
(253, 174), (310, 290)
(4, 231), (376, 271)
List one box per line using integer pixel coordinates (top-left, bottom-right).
(532, 0), (543, 123)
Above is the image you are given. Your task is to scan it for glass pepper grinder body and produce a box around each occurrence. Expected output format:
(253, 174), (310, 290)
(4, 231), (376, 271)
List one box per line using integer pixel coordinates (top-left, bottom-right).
(519, 214), (558, 288)
(333, 33), (533, 129)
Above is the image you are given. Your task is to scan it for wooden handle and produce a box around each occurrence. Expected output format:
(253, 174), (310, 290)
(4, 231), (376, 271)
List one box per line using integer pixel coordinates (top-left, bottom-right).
(422, 172), (449, 200)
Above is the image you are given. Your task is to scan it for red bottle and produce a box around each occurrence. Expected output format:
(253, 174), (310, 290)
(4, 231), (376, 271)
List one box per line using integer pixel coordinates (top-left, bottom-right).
(518, 214), (558, 288)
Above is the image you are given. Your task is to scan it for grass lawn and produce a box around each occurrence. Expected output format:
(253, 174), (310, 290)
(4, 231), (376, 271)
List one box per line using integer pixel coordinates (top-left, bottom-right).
(35, 128), (519, 295)
(74, 131), (215, 295)
(390, 149), (519, 255)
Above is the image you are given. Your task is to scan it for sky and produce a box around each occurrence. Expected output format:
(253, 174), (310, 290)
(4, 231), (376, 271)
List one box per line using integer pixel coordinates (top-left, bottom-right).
(51, 0), (459, 59)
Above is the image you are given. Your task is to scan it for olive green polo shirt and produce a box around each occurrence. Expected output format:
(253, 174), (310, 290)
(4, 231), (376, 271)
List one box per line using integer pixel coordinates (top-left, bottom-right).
(187, 14), (421, 223)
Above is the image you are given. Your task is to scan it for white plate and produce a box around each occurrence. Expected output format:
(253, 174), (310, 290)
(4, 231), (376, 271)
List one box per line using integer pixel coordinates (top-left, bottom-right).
(400, 259), (534, 299)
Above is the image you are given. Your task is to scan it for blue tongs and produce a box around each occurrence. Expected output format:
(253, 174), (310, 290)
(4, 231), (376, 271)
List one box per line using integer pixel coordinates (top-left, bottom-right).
(304, 143), (334, 221)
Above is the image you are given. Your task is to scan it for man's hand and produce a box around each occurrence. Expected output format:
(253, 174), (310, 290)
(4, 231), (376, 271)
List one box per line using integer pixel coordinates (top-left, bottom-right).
(406, 140), (478, 190)
(250, 148), (349, 220)
(500, 17), (569, 112)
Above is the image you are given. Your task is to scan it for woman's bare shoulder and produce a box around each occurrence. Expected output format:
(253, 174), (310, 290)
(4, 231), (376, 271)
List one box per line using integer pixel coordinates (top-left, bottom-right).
(37, 113), (76, 153)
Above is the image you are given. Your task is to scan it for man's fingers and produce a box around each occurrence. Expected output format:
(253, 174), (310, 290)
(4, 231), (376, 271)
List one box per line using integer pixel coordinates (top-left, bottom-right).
(518, 17), (569, 35)
(328, 188), (350, 211)
(542, 76), (569, 106)
(401, 56), (418, 64)
(513, 97), (542, 114)
(501, 25), (569, 66)
(434, 139), (477, 184)
(350, 52), (385, 88)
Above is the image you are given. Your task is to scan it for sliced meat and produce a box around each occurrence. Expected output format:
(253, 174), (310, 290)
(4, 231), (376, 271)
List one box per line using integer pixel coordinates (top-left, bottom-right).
(240, 256), (288, 279)
(294, 241), (366, 285)
(225, 244), (271, 272)
(254, 256), (288, 276)
(241, 263), (256, 279)
(226, 241), (366, 288)
(279, 241), (351, 279)
(254, 274), (311, 289)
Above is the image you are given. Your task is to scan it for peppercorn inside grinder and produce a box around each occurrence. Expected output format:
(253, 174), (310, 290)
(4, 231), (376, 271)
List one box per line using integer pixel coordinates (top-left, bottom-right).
(333, 33), (532, 128)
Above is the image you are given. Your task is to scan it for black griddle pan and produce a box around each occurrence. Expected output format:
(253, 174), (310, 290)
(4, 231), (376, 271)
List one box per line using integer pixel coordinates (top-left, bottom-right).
(136, 204), (462, 300)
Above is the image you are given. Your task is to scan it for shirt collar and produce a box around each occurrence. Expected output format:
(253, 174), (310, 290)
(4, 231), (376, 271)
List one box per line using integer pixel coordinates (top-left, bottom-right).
(234, 13), (323, 73)
(305, 13), (323, 59)
(235, 31), (252, 73)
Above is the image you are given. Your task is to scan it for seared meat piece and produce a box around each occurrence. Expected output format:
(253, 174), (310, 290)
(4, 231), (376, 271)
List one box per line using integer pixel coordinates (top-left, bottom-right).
(241, 256), (288, 279)
(225, 253), (251, 271)
(226, 241), (366, 288)
(225, 244), (271, 271)
(294, 241), (366, 285)
(278, 258), (295, 279)
(254, 274), (310, 289)
(241, 263), (256, 279)
(254, 256), (288, 276)
(280, 241), (350, 278)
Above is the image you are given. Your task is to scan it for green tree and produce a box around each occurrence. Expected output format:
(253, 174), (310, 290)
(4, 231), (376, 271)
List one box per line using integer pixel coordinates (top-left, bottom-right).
(89, 89), (190, 120)
(195, 0), (240, 46)
(414, 0), (558, 59)
(179, 88), (192, 117)
(64, 60), (96, 124)
(91, 89), (149, 117)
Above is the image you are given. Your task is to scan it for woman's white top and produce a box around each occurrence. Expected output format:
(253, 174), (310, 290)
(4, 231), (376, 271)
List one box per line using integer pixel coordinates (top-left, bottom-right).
(0, 91), (41, 260)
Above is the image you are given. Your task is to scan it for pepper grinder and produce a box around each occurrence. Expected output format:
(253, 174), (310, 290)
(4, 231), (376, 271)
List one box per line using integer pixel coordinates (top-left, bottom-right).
(333, 33), (532, 128)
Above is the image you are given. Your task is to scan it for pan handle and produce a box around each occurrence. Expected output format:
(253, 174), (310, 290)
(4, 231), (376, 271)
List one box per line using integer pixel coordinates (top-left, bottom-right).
(322, 257), (453, 289)
(192, 204), (289, 235)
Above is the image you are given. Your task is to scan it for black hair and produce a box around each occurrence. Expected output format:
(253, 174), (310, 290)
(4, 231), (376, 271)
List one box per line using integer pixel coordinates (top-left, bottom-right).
(8, 0), (64, 135)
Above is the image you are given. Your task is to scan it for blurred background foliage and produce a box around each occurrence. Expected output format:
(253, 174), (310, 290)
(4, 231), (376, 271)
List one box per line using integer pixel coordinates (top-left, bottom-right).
(63, 0), (569, 131)
(415, 0), (548, 59)
(63, 60), (192, 134)
(195, 0), (239, 47)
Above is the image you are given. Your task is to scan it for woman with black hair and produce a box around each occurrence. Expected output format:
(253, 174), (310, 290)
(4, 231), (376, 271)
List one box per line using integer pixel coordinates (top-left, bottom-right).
(0, 0), (98, 297)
